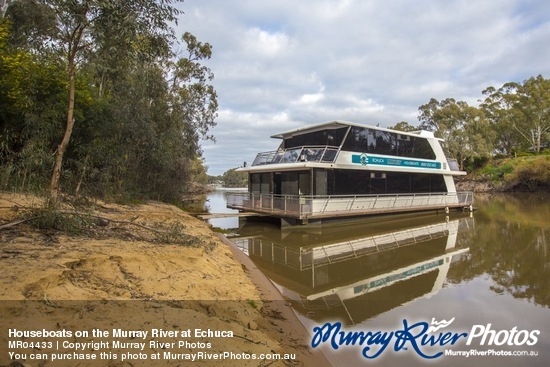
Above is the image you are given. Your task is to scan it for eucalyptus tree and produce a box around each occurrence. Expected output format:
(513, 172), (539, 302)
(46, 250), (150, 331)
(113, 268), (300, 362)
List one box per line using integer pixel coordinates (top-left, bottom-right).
(0, 17), (67, 191)
(481, 75), (550, 155)
(388, 121), (418, 132)
(170, 32), (218, 157)
(76, 31), (218, 201)
(418, 98), (494, 170)
(480, 83), (524, 156)
(6, 0), (183, 206)
(515, 75), (550, 153)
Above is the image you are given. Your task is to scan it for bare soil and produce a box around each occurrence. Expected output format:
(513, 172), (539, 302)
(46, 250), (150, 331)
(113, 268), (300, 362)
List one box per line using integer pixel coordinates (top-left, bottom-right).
(0, 193), (328, 367)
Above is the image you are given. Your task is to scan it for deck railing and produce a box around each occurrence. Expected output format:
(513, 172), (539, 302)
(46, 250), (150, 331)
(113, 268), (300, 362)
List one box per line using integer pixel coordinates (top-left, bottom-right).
(252, 145), (340, 166)
(231, 218), (473, 270)
(226, 191), (474, 219)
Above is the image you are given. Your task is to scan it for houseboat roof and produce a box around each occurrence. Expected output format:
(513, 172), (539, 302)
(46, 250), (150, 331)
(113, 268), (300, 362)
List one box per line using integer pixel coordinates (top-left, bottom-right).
(270, 120), (441, 140)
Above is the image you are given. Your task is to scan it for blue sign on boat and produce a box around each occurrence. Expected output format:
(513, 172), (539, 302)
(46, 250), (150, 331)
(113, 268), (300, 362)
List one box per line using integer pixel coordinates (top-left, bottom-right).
(352, 154), (441, 169)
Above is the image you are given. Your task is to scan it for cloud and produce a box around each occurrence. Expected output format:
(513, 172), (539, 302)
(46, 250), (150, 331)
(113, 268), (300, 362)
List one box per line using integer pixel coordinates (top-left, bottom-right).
(244, 27), (295, 56)
(177, 0), (550, 175)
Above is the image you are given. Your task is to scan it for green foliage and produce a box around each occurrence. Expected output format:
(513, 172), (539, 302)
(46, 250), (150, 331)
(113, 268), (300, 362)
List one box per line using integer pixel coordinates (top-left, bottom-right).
(478, 160), (515, 182)
(22, 207), (98, 234)
(155, 222), (191, 245)
(246, 299), (258, 309)
(475, 156), (550, 191)
(222, 168), (248, 188)
(388, 121), (418, 132)
(502, 156), (550, 191)
(480, 75), (550, 155)
(154, 223), (217, 252)
(0, 2), (217, 203)
(0, 19), (67, 192)
(416, 75), (550, 175)
(464, 155), (490, 171)
(418, 98), (494, 170)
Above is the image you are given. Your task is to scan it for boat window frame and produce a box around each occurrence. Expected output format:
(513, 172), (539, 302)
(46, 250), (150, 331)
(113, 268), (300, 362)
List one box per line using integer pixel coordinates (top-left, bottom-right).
(342, 126), (436, 160)
(282, 127), (348, 149)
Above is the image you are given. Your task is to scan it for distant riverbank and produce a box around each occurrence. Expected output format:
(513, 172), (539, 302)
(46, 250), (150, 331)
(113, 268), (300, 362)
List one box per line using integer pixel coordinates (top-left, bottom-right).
(456, 155), (549, 192)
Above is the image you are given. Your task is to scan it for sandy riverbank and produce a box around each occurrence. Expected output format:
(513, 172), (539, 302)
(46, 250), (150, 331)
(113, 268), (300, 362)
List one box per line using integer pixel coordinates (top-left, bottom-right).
(0, 193), (329, 367)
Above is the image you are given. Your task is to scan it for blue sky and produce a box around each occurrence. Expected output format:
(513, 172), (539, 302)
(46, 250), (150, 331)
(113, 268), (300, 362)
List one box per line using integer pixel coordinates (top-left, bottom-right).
(175, 0), (550, 176)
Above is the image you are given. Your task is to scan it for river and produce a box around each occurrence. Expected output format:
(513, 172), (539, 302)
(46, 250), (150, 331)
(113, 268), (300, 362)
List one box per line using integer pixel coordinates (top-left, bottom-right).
(204, 190), (550, 366)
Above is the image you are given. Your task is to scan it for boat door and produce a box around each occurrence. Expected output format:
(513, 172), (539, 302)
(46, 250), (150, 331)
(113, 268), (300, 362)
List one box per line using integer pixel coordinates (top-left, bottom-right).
(273, 172), (282, 195)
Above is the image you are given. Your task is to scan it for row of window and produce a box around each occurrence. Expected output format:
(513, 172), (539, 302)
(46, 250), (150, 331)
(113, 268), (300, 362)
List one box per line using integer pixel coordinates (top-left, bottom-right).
(326, 169), (447, 195)
(249, 169), (448, 196)
(281, 126), (436, 160)
(341, 127), (436, 159)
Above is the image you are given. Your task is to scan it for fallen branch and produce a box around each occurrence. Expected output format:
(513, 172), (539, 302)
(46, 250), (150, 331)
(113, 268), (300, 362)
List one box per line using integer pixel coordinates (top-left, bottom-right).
(0, 217), (39, 230)
(0, 209), (163, 236)
(58, 210), (165, 234)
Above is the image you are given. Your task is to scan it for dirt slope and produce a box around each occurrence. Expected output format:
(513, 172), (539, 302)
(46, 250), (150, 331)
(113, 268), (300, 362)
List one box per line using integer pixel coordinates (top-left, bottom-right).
(0, 193), (327, 367)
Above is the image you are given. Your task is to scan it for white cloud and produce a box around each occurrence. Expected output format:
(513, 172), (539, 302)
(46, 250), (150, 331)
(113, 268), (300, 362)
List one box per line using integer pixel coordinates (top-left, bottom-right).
(244, 28), (294, 56)
(178, 0), (550, 175)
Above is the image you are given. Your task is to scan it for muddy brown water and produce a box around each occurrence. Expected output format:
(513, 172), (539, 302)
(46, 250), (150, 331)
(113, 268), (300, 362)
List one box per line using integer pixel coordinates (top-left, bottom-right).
(206, 191), (550, 366)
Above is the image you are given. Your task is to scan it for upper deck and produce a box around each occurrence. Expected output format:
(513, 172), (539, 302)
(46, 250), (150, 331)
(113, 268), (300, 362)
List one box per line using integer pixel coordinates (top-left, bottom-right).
(241, 120), (465, 176)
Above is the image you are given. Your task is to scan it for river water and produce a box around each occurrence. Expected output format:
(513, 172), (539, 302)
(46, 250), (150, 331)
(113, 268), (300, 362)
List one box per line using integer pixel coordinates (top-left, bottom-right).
(204, 190), (550, 366)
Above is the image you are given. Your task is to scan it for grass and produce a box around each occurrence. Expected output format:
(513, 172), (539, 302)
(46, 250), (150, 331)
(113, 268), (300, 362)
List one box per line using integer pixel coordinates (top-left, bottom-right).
(247, 299), (258, 309)
(470, 155), (550, 191)
(22, 207), (99, 234)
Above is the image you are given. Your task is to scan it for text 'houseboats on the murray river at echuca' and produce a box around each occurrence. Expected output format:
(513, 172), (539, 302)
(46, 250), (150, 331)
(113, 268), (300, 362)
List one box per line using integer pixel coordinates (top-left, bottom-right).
(226, 120), (474, 225)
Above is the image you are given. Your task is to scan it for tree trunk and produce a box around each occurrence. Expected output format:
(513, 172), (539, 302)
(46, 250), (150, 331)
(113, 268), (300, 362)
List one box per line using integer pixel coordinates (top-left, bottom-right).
(74, 154), (89, 196)
(48, 15), (85, 207)
(48, 63), (76, 207)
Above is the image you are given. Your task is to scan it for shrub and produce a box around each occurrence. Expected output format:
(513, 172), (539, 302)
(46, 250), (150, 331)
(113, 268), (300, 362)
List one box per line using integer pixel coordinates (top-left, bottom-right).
(502, 156), (550, 191)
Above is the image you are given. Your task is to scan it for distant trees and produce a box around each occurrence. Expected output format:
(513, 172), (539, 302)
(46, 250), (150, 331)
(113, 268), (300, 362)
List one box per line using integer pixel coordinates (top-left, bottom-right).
(418, 98), (493, 170)
(482, 75), (550, 155)
(405, 75), (550, 170)
(208, 168), (248, 188)
(221, 168), (247, 188)
(388, 121), (417, 132)
(0, 1), (217, 203)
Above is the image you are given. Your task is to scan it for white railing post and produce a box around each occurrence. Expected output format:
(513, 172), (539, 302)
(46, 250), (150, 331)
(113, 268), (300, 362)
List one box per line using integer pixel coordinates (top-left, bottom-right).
(322, 196), (330, 213)
(348, 196), (357, 211)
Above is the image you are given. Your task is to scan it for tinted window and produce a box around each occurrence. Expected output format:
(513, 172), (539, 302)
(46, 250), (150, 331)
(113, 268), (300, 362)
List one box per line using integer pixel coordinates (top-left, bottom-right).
(250, 173), (271, 194)
(342, 127), (368, 152)
(284, 127), (348, 148)
(373, 131), (396, 155)
(386, 172), (411, 194)
(410, 138), (436, 160)
(326, 169), (447, 195)
(342, 127), (436, 160)
(250, 173), (261, 193)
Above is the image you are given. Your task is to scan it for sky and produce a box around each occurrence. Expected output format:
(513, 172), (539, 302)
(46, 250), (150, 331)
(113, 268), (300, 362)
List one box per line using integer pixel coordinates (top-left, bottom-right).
(174, 0), (550, 176)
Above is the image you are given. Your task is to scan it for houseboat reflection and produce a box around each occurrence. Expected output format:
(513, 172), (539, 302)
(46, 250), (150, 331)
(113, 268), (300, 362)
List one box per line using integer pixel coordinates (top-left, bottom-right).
(232, 213), (474, 325)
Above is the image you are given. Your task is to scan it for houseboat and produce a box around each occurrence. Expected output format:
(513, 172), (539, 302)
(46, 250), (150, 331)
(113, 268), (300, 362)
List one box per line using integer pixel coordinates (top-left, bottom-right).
(226, 120), (473, 225)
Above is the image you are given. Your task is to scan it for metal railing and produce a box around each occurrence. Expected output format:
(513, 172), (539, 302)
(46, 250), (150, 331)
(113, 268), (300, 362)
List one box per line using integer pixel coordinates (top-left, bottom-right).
(231, 217), (473, 271)
(226, 191), (474, 219)
(252, 146), (340, 166)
